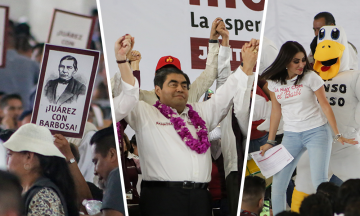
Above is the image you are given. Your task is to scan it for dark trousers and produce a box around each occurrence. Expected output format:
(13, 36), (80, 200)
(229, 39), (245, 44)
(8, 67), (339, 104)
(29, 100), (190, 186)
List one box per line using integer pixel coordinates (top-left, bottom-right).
(140, 186), (212, 216)
(226, 172), (240, 216)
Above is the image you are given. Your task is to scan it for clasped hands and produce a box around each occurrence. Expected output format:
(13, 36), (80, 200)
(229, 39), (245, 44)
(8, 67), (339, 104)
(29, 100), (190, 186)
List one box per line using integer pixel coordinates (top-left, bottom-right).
(241, 39), (259, 75)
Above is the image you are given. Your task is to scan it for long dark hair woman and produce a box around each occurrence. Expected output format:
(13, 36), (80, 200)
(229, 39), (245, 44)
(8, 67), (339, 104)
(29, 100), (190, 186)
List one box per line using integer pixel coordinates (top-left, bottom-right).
(4, 123), (79, 216)
(259, 41), (356, 214)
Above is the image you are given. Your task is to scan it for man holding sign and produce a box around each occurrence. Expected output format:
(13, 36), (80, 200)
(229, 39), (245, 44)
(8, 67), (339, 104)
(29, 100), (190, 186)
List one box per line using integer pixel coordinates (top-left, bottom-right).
(45, 55), (86, 105)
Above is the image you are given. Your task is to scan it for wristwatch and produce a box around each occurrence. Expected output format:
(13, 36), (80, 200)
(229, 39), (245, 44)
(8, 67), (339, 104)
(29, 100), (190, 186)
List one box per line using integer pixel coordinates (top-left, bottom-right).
(333, 133), (343, 141)
(68, 158), (76, 164)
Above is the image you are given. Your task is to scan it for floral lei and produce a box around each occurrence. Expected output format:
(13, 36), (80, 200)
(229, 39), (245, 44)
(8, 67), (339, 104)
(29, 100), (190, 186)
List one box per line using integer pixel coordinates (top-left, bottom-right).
(154, 101), (210, 154)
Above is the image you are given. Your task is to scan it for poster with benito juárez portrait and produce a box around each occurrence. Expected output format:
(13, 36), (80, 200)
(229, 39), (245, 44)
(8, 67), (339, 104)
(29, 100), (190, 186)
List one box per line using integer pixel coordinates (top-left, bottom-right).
(0, 6), (9, 68)
(31, 44), (99, 138)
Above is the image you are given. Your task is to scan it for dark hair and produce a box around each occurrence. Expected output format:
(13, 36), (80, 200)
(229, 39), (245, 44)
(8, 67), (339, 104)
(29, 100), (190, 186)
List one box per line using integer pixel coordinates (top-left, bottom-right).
(123, 133), (132, 156)
(154, 66), (191, 100)
(14, 23), (31, 37)
(0, 129), (15, 142)
(316, 182), (339, 213)
(299, 194), (332, 216)
(36, 154), (79, 216)
(345, 197), (360, 216)
(277, 211), (300, 216)
(33, 43), (45, 56)
(59, 55), (78, 71)
(0, 94), (22, 109)
(314, 12), (336, 25)
(260, 41), (311, 85)
(7, 20), (16, 48)
(130, 135), (137, 146)
(15, 35), (32, 53)
(0, 170), (23, 214)
(90, 126), (116, 158)
(337, 179), (360, 213)
(242, 176), (266, 206)
(19, 109), (32, 121)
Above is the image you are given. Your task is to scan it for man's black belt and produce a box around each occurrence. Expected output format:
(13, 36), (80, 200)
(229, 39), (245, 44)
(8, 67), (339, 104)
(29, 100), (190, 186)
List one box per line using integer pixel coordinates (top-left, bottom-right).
(141, 180), (209, 189)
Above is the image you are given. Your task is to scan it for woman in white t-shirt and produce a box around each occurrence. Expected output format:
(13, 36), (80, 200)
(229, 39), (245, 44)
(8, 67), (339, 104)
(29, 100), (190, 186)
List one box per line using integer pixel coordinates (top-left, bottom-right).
(259, 41), (357, 214)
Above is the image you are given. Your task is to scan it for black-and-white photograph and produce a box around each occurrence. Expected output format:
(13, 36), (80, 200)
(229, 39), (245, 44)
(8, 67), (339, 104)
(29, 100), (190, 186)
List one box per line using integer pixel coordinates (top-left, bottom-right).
(44, 55), (87, 104)
(32, 44), (99, 138)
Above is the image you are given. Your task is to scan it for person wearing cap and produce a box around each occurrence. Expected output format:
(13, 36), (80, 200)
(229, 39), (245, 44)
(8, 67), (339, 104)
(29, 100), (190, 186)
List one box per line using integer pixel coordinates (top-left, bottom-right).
(111, 17), (229, 105)
(4, 123), (79, 216)
(114, 32), (257, 215)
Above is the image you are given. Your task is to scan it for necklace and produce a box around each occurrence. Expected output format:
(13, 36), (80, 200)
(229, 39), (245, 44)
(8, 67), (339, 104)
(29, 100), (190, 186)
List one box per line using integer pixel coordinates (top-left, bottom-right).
(154, 101), (210, 154)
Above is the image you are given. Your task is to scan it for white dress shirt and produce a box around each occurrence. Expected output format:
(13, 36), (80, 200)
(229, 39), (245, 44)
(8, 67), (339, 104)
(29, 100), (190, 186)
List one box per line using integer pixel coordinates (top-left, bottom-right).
(114, 78), (140, 122)
(217, 45), (254, 177)
(55, 83), (68, 101)
(251, 95), (271, 122)
(125, 68), (253, 182)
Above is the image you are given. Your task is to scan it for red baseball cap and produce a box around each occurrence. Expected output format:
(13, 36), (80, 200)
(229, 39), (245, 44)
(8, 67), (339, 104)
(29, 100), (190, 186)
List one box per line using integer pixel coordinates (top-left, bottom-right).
(155, 56), (181, 72)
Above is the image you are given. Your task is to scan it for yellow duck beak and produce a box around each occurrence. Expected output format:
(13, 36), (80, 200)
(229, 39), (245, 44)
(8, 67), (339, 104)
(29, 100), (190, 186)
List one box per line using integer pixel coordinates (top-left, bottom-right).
(313, 40), (345, 80)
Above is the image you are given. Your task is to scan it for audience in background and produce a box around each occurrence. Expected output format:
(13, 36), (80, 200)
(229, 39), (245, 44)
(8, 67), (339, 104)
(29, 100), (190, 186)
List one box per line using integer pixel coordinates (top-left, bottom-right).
(241, 176), (267, 216)
(0, 94), (23, 130)
(4, 124), (79, 215)
(0, 170), (23, 216)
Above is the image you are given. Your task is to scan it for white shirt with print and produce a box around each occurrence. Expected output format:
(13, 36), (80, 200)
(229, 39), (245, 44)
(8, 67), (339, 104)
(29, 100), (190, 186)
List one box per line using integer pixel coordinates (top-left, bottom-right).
(267, 71), (327, 132)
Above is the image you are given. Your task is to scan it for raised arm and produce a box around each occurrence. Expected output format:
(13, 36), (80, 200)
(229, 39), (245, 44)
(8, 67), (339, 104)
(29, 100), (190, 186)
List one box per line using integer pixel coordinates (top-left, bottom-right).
(110, 49), (141, 98)
(195, 40), (258, 131)
(233, 39), (259, 134)
(216, 20), (231, 89)
(53, 134), (92, 212)
(113, 35), (140, 122)
(188, 18), (222, 102)
(114, 35), (135, 86)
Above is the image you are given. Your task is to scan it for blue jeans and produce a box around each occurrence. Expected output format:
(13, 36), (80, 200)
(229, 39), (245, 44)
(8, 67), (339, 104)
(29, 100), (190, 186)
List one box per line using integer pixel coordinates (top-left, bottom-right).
(249, 133), (269, 153)
(272, 124), (332, 215)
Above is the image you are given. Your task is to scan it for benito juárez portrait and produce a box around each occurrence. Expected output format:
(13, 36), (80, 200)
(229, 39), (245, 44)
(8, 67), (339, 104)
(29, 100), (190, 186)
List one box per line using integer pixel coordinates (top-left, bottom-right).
(45, 55), (86, 105)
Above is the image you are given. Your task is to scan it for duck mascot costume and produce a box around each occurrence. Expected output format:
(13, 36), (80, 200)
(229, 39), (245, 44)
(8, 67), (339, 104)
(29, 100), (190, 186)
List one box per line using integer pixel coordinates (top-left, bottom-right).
(291, 26), (360, 212)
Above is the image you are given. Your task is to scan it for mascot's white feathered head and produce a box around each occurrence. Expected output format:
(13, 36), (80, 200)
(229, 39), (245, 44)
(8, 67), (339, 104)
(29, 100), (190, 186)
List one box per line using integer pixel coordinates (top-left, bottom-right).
(313, 26), (349, 80)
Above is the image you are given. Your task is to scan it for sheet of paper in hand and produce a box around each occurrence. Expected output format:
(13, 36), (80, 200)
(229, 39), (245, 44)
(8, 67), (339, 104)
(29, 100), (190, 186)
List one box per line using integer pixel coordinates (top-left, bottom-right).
(47, 9), (95, 49)
(31, 44), (100, 138)
(250, 144), (294, 179)
(0, 5), (9, 68)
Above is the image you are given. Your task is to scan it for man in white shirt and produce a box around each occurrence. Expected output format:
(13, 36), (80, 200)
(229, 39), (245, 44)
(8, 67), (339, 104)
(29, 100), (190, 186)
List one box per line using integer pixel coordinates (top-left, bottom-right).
(113, 33), (257, 215)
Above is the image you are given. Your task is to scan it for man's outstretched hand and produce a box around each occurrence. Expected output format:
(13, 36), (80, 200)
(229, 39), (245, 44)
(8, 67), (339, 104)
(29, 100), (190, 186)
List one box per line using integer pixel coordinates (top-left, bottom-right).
(241, 38), (259, 75)
(216, 20), (229, 47)
(115, 34), (134, 61)
(126, 50), (141, 62)
(210, 17), (222, 40)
